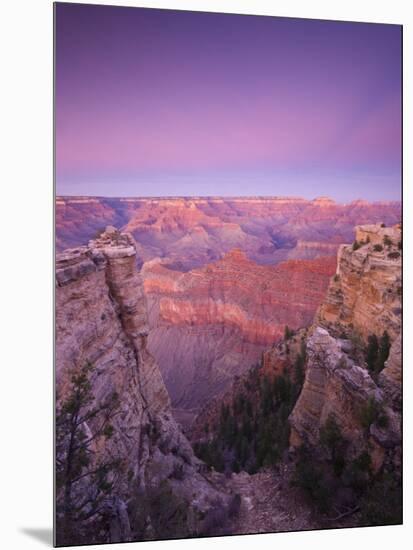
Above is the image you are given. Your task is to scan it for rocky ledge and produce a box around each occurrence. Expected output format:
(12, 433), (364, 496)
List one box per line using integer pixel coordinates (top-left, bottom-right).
(289, 225), (402, 474)
(56, 227), (230, 544)
(289, 327), (401, 472)
(317, 223), (401, 343)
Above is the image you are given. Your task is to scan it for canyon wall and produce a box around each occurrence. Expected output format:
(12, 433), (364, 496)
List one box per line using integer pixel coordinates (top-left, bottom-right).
(289, 328), (401, 471)
(142, 250), (336, 412)
(56, 198), (400, 426)
(56, 197), (401, 268)
(56, 228), (229, 544)
(289, 225), (402, 472)
(316, 224), (401, 343)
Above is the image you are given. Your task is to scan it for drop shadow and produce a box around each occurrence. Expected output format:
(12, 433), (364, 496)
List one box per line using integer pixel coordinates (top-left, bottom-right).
(20, 527), (53, 546)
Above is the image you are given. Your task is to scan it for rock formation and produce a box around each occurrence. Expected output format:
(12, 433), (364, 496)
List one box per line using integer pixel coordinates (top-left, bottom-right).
(142, 250), (336, 412)
(56, 196), (401, 268)
(56, 228), (229, 545)
(289, 224), (402, 472)
(380, 333), (402, 410)
(289, 328), (400, 471)
(317, 224), (401, 343)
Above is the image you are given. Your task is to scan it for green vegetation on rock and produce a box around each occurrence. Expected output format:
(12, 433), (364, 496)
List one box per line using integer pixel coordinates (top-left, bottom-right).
(194, 348), (306, 475)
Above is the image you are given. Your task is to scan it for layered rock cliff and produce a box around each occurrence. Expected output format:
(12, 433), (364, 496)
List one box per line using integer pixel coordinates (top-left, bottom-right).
(380, 333), (402, 411)
(289, 328), (401, 472)
(316, 224), (401, 343)
(56, 228), (229, 544)
(56, 196), (401, 268)
(142, 250), (336, 412)
(289, 224), (402, 473)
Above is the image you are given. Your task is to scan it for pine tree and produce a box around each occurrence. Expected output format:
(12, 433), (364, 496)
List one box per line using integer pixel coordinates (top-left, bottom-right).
(377, 331), (391, 373)
(56, 362), (122, 545)
(284, 325), (293, 341)
(366, 334), (379, 373)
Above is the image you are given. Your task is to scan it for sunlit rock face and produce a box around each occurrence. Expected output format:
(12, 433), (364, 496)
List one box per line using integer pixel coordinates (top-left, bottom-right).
(316, 224), (401, 343)
(56, 196), (401, 268)
(142, 249), (336, 410)
(289, 225), (402, 473)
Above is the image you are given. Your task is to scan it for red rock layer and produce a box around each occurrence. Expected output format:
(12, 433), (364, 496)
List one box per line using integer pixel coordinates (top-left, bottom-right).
(142, 250), (336, 410)
(56, 197), (401, 267)
(143, 250), (337, 347)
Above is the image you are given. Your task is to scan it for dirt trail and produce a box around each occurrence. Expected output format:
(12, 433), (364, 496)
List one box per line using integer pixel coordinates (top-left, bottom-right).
(226, 466), (318, 535)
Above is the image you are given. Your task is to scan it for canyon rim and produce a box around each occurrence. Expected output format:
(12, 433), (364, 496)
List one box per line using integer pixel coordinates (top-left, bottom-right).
(54, 3), (402, 547)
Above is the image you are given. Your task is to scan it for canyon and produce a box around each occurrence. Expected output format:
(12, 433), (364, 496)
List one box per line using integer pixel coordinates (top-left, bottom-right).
(56, 196), (400, 267)
(190, 223), (401, 529)
(56, 207), (402, 542)
(143, 250), (336, 412)
(292, 224), (401, 457)
(56, 196), (400, 424)
(192, 223), (401, 458)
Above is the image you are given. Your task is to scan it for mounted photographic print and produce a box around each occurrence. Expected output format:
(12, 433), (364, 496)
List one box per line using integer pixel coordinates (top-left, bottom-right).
(54, 2), (402, 546)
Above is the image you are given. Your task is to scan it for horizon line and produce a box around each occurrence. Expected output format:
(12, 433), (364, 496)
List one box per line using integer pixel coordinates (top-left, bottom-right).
(55, 194), (401, 204)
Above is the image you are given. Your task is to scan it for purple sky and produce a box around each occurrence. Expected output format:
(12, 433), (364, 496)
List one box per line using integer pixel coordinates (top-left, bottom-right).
(55, 3), (401, 201)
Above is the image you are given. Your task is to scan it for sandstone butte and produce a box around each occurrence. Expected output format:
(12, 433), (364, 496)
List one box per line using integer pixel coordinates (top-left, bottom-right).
(55, 228), (231, 544)
(142, 248), (336, 411)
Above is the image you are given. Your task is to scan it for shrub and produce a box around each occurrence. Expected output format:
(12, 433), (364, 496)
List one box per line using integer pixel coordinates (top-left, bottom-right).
(195, 358), (303, 475)
(227, 493), (242, 518)
(320, 414), (346, 475)
(350, 331), (363, 353)
(383, 235), (393, 247)
(381, 223), (386, 228)
(320, 415), (343, 453)
(365, 332), (390, 375)
(373, 244), (383, 252)
(352, 240), (361, 251)
(200, 497), (232, 535)
(293, 348), (306, 387)
(170, 463), (185, 480)
(342, 451), (372, 494)
(359, 473), (402, 526)
(398, 240), (402, 250)
(231, 459), (240, 473)
(55, 362), (121, 546)
(359, 397), (388, 430)
(377, 331), (391, 373)
(292, 446), (331, 513)
(333, 274), (340, 282)
(388, 251), (400, 259)
(147, 481), (191, 539)
(366, 334), (379, 372)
